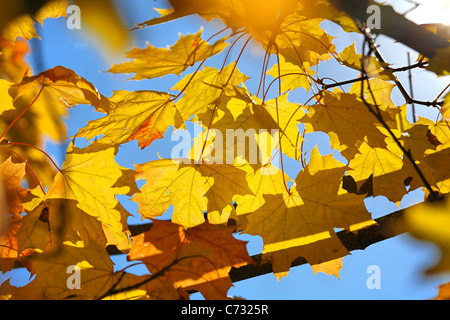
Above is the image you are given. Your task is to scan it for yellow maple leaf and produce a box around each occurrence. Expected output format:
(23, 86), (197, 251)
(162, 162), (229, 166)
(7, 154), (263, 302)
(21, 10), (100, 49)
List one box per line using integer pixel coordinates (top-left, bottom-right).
(0, 157), (27, 272)
(8, 66), (111, 143)
(132, 159), (252, 228)
(11, 66), (111, 113)
(234, 164), (291, 230)
(36, 142), (137, 251)
(244, 148), (372, 279)
(441, 91), (450, 120)
(173, 63), (249, 121)
(77, 90), (182, 149)
(16, 199), (108, 256)
(1, 0), (68, 43)
(274, 16), (336, 68)
(266, 55), (316, 93)
(337, 43), (394, 80)
(301, 89), (393, 160)
(348, 122), (445, 204)
(109, 28), (228, 80)
(193, 86), (303, 165)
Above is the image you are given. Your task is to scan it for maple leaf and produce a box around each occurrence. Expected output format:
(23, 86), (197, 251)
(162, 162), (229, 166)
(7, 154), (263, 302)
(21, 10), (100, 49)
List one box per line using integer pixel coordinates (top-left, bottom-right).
(127, 219), (255, 299)
(0, 157), (27, 218)
(234, 164), (292, 230)
(132, 159), (253, 228)
(1, 0), (68, 43)
(15, 199), (109, 257)
(441, 92), (450, 120)
(109, 28), (228, 80)
(11, 65), (111, 113)
(348, 78), (398, 112)
(77, 90), (182, 149)
(244, 148), (372, 279)
(266, 55), (316, 93)
(301, 89), (393, 160)
(0, 158), (27, 272)
(347, 143), (409, 203)
(348, 124), (440, 203)
(7, 237), (176, 300)
(337, 44), (395, 81)
(172, 63), (249, 121)
(27, 142), (137, 251)
(423, 144), (450, 195)
(274, 15), (336, 68)
(193, 87), (304, 164)
(6, 66), (111, 144)
(417, 117), (450, 146)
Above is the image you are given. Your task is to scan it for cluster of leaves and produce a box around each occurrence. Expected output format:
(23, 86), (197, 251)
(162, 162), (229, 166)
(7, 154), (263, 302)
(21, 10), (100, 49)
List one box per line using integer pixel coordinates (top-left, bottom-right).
(0, 0), (449, 299)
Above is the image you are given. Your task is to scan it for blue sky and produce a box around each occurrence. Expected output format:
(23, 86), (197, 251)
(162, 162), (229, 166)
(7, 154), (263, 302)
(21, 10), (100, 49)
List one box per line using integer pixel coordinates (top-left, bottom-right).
(3, 0), (450, 299)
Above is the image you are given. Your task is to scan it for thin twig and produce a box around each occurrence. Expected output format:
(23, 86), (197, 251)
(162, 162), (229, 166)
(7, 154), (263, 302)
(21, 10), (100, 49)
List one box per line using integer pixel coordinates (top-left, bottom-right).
(358, 23), (439, 201)
(95, 259), (178, 300)
(322, 61), (428, 90)
(407, 52), (417, 123)
(274, 42), (290, 194)
(361, 27), (442, 108)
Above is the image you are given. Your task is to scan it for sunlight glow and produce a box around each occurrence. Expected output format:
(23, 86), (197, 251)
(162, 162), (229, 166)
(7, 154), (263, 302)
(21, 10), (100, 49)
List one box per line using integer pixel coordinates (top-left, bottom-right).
(406, 0), (450, 25)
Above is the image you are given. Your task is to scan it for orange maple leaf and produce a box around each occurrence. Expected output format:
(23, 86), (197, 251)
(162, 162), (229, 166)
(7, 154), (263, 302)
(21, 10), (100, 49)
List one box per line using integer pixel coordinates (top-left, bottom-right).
(127, 219), (255, 299)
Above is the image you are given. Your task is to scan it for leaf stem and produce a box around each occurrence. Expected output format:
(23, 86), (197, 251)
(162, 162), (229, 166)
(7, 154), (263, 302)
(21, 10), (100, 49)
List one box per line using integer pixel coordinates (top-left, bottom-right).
(170, 60), (206, 102)
(322, 61), (429, 90)
(199, 35), (253, 162)
(262, 72), (311, 102)
(274, 42), (290, 194)
(5, 142), (62, 172)
(1, 147), (45, 195)
(219, 31), (248, 72)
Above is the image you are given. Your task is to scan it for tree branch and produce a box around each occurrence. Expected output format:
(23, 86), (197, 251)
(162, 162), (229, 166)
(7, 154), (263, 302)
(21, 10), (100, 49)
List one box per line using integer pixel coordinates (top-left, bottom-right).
(326, 0), (449, 58)
(322, 61), (428, 90)
(8, 197), (446, 287)
(104, 204), (409, 284)
(358, 25), (441, 201)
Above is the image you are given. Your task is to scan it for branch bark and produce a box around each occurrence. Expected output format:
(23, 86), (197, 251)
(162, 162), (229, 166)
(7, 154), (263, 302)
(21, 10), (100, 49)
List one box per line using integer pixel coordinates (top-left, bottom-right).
(326, 0), (449, 58)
